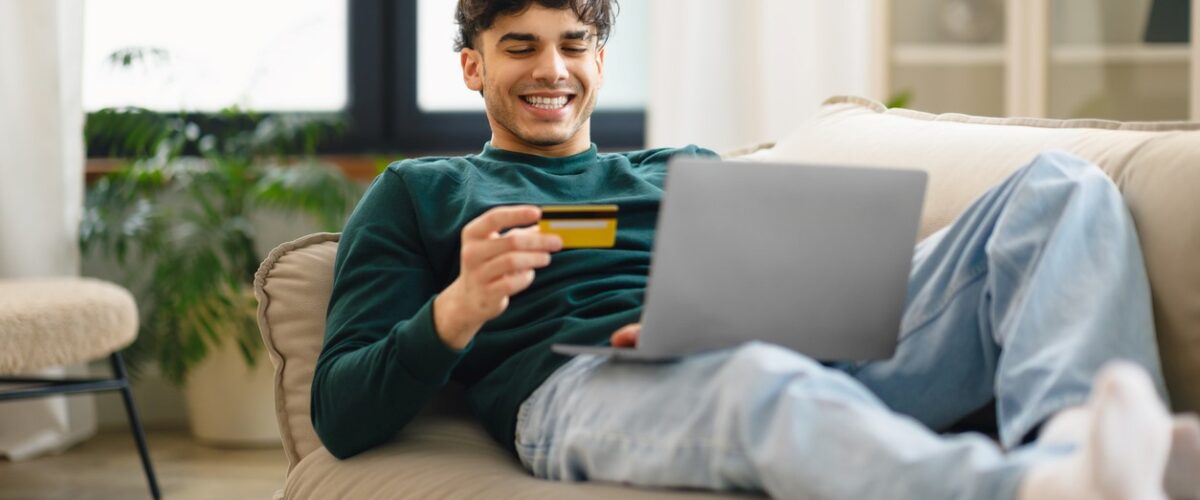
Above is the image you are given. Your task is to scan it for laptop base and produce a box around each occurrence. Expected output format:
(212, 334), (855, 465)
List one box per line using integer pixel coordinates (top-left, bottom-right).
(550, 343), (682, 362)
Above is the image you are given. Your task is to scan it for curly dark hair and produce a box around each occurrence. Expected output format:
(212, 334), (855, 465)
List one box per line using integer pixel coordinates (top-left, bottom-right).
(454, 0), (619, 51)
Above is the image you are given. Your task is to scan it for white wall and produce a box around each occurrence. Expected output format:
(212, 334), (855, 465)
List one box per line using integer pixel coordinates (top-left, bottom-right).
(647, 0), (874, 152)
(0, 0), (95, 461)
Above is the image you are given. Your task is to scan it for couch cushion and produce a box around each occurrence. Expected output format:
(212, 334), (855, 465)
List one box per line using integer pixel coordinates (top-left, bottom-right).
(285, 412), (753, 500)
(255, 234), (492, 473)
(255, 233), (340, 471)
(751, 95), (1200, 413)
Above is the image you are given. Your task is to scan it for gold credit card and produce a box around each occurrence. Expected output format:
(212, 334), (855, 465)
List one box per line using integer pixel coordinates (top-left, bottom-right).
(538, 204), (619, 248)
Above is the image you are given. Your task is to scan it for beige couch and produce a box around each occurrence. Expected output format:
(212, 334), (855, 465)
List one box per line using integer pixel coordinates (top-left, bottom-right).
(254, 95), (1200, 499)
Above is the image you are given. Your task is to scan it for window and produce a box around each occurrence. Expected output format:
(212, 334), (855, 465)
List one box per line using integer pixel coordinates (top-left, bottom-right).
(83, 0), (348, 112)
(83, 0), (646, 157)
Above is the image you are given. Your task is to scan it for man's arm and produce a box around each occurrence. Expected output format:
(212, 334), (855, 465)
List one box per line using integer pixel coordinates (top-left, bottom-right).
(312, 170), (561, 459)
(312, 170), (453, 459)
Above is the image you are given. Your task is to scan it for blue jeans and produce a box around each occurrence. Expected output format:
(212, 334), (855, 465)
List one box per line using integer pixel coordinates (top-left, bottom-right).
(514, 151), (1165, 500)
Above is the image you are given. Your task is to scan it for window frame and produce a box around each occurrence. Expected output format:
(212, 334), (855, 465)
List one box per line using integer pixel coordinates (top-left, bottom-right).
(85, 0), (645, 158)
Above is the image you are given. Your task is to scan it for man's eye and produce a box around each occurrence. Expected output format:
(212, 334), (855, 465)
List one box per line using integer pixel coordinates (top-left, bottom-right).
(508, 48), (534, 55)
(563, 46), (588, 54)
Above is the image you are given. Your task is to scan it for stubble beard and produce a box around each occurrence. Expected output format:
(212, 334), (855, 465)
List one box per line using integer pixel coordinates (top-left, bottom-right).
(482, 68), (596, 148)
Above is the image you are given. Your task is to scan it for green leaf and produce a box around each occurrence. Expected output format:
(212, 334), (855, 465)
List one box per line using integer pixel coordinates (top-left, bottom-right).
(105, 46), (170, 70)
(885, 89), (913, 109)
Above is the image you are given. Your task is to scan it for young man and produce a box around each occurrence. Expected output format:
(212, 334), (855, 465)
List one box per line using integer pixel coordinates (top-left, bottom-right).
(314, 1), (1200, 498)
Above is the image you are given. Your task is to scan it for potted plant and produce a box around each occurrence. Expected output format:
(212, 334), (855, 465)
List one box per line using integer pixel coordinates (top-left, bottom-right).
(81, 104), (360, 445)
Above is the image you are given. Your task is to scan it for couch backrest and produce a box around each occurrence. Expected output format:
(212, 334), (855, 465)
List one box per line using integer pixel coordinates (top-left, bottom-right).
(753, 95), (1200, 414)
(255, 95), (1200, 470)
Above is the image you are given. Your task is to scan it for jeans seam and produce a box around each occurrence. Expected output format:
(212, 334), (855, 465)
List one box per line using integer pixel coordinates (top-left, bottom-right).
(577, 429), (739, 456)
(900, 261), (989, 343)
(515, 356), (595, 450)
(841, 263), (990, 375)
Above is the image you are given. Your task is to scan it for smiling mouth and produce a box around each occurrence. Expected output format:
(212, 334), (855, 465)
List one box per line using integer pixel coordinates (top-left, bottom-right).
(521, 95), (575, 110)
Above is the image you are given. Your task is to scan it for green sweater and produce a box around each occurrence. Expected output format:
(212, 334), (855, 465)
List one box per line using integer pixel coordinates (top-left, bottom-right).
(313, 142), (717, 459)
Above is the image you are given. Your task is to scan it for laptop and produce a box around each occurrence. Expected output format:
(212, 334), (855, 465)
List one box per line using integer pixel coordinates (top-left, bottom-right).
(551, 157), (928, 362)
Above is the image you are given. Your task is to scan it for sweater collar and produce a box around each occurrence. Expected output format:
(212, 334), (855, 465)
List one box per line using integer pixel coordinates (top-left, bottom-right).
(478, 142), (599, 174)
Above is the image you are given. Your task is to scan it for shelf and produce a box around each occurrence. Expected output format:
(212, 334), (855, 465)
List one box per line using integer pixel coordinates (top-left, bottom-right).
(893, 44), (1004, 66)
(1052, 44), (1191, 64)
(893, 43), (1191, 66)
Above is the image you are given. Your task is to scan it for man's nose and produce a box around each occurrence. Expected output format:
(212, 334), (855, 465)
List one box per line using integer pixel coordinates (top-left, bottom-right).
(531, 48), (569, 84)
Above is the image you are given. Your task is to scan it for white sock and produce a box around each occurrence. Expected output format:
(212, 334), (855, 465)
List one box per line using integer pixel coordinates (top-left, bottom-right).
(1019, 361), (1172, 500)
(1038, 405), (1090, 445)
(1031, 395), (1200, 499)
(1165, 414), (1200, 499)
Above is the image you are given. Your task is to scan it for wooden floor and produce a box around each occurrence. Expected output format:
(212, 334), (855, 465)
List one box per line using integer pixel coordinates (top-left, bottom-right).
(0, 429), (286, 500)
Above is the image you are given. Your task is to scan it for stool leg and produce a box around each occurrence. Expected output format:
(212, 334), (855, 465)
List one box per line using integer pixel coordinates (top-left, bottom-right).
(110, 352), (162, 500)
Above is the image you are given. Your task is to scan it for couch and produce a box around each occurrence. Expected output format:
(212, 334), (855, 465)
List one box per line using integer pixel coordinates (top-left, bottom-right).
(253, 95), (1200, 499)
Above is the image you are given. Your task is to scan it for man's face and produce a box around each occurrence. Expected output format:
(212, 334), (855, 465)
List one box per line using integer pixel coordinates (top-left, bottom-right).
(461, 5), (605, 153)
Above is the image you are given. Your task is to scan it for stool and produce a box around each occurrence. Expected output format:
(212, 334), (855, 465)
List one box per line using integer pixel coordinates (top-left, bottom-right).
(0, 277), (160, 499)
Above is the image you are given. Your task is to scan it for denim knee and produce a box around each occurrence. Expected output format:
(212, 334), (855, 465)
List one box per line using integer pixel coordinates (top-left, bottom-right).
(1024, 150), (1117, 192)
(714, 342), (882, 415)
(718, 342), (823, 380)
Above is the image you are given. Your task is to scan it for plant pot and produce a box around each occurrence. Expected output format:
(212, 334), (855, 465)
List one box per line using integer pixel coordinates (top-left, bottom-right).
(183, 340), (280, 447)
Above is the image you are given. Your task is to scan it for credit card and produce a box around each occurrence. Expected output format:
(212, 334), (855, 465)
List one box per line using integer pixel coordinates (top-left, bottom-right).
(538, 204), (619, 248)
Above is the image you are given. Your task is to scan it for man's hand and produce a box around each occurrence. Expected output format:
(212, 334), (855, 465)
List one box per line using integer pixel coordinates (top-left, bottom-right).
(434, 205), (563, 350)
(611, 323), (641, 348)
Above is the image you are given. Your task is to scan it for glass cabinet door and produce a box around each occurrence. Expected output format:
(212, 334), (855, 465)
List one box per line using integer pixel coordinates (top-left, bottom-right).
(887, 0), (1008, 116)
(1047, 0), (1192, 120)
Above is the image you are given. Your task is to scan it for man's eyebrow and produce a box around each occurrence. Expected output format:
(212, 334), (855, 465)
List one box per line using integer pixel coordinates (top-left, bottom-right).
(497, 32), (538, 44)
(562, 30), (591, 41)
(496, 30), (592, 45)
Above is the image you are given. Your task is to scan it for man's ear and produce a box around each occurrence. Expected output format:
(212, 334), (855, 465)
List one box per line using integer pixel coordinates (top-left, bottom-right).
(595, 45), (606, 89)
(461, 48), (483, 92)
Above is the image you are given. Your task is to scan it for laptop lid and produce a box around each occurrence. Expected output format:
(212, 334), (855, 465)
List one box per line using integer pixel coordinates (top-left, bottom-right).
(635, 158), (927, 361)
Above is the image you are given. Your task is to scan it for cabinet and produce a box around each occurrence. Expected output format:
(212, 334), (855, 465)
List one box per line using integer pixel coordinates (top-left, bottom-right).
(871, 0), (1200, 120)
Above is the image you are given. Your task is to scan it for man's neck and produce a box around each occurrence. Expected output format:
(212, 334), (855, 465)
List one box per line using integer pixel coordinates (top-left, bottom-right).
(489, 139), (591, 158)
(488, 123), (593, 158)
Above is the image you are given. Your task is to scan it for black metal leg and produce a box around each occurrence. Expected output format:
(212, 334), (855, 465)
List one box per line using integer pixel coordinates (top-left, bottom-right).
(110, 353), (162, 500)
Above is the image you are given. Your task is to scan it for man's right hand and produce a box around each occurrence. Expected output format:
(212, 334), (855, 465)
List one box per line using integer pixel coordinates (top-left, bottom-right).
(434, 205), (563, 350)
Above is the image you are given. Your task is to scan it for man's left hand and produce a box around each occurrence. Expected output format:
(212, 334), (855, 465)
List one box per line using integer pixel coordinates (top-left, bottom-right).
(610, 323), (640, 348)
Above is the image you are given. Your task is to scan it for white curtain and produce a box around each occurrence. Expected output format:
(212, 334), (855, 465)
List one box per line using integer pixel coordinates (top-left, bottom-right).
(647, 0), (875, 152)
(0, 0), (94, 460)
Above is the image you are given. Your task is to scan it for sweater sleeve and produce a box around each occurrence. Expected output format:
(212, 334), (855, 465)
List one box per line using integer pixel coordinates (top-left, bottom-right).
(312, 167), (470, 459)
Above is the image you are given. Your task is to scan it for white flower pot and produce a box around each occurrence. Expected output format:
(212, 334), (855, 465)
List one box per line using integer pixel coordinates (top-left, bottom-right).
(183, 341), (280, 447)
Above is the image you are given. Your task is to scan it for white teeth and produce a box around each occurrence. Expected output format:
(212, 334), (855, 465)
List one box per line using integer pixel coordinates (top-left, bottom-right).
(523, 95), (569, 109)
